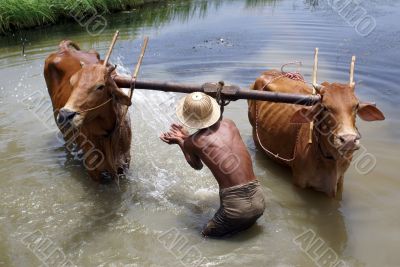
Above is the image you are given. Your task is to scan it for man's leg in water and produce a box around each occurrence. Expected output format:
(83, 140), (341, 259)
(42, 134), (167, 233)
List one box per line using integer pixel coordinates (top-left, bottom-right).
(202, 180), (265, 237)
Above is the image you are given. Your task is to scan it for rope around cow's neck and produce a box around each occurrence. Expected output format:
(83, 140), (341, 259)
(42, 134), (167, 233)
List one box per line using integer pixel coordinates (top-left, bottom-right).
(77, 97), (112, 114)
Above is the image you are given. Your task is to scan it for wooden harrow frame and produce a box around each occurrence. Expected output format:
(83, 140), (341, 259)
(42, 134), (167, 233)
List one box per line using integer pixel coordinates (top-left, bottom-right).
(103, 31), (355, 107)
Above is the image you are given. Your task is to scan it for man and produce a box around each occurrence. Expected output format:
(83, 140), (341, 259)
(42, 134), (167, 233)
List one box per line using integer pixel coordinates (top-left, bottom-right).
(160, 92), (265, 237)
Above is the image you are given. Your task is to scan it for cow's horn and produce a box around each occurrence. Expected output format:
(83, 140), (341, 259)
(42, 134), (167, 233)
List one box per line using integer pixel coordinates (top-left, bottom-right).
(349, 55), (356, 87)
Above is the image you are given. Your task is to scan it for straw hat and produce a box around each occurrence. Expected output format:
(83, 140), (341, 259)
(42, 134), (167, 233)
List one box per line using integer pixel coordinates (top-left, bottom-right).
(176, 92), (221, 129)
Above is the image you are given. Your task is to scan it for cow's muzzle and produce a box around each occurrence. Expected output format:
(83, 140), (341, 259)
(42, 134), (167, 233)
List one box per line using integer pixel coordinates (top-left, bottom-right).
(336, 134), (361, 152)
(57, 108), (77, 125)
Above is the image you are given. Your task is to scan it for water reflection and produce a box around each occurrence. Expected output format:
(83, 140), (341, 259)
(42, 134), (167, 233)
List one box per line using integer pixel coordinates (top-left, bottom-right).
(254, 149), (348, 254)
(0, 0), (287, 50)
(61, 149), (135, 248)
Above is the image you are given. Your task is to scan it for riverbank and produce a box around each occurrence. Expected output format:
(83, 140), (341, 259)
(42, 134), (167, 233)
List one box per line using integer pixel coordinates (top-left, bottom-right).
(0, 0), (163, 34)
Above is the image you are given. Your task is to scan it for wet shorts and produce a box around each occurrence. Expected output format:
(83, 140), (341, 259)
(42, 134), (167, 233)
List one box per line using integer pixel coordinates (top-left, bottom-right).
(202, 180), (265, 237)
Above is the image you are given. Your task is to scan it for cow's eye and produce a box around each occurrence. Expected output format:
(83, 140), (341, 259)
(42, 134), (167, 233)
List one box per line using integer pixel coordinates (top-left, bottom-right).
(355, 103), (360, 110)
(96, 85), (105, 91)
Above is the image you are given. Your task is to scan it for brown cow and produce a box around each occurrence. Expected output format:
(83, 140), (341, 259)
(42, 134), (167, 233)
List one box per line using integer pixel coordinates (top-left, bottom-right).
(248, 70), (385, 197)
(44, 40), (132, 183)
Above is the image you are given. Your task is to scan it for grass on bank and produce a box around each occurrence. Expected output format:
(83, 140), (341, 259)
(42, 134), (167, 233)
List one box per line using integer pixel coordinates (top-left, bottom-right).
(0, 0), (158, 34)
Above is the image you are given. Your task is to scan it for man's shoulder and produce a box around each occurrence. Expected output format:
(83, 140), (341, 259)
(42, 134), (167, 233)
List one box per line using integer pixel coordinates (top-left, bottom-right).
(222, 118), (238, 130)
(184, 128), (214, 148)
(184, 131), (204, 147)
(222, 118), (234, 124)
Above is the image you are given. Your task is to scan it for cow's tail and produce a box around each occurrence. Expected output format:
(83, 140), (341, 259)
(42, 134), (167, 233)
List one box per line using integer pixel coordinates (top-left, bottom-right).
(59, 40), (81, 52)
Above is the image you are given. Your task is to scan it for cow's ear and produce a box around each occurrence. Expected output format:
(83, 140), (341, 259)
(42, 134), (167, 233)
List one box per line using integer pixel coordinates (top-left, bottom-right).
(113, 87), (131, 106)
(357, 102), (385, 121)
(290, 107), (317, 123)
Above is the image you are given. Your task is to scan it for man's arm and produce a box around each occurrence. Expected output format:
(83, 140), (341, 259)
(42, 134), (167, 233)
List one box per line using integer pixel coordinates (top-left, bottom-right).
(160, 124), (203, 170)
(181, 139), (203, 170)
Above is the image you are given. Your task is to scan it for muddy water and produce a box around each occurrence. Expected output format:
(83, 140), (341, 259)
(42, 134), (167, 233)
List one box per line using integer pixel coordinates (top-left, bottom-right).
(0, 0), (399, 266)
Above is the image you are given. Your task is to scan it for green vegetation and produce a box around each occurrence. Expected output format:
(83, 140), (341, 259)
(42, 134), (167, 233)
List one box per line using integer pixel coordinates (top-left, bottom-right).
(0, 0), (284, 34)
(0, 0), (160, 34)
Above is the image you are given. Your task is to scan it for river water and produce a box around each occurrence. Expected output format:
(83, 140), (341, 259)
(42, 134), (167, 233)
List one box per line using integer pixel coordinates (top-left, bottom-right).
(0, 0), (399, 266)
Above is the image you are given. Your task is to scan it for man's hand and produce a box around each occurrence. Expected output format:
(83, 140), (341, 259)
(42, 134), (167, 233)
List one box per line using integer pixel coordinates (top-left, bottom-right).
(159, 132), (183, 145)
(160, 123), (203, 170)
(160, 123), (189, 145)
(170, 123), (189, 138)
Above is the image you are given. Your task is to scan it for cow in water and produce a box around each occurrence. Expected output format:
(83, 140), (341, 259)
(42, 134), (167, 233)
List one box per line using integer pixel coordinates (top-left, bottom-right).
(44, 40), (132, 183)
(248, 69), (385, 197)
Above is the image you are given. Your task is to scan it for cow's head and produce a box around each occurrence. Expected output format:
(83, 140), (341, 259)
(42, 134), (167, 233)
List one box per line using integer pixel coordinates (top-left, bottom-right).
(290, 82), (385, 158)
(57, 63), (131, 128)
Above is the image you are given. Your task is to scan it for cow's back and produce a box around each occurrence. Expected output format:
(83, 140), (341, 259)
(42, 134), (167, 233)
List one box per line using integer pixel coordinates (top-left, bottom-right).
(44, 40), (100, 112)
(248, 70), (312, 164)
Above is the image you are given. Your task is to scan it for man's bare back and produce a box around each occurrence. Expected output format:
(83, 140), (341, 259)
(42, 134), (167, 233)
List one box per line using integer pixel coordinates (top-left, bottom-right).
(160, 118), (255, 188)
(186, 119), (256, 188)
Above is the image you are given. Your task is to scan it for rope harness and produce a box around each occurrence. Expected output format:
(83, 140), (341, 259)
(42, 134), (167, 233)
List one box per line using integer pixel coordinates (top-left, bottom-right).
(77, 97), (113, 114)
(215, 80), (231, 114)
(254, 67), (307, 163)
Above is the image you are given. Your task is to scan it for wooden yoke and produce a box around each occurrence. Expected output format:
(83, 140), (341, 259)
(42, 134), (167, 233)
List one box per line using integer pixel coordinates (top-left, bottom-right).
(122, 36), (149, 118)
(309, 48), (319, 144)
(349, 55), (356, 87)
(103, 30), (119, 66)
(113, 77), (321, 105)
(202, 82), (239, 97)
(129, 37), (149, 100)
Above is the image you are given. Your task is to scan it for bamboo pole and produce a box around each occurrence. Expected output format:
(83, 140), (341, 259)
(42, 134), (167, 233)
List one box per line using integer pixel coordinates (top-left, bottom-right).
(113, 76), (321, 105)
(309, 48), (319, 144)
(129, 36), (149, 100)
(312, 48), (319, 89)
(103, 30), (119, 66)
(349, 55), (356, 87)
(123, 37), (149, 118)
